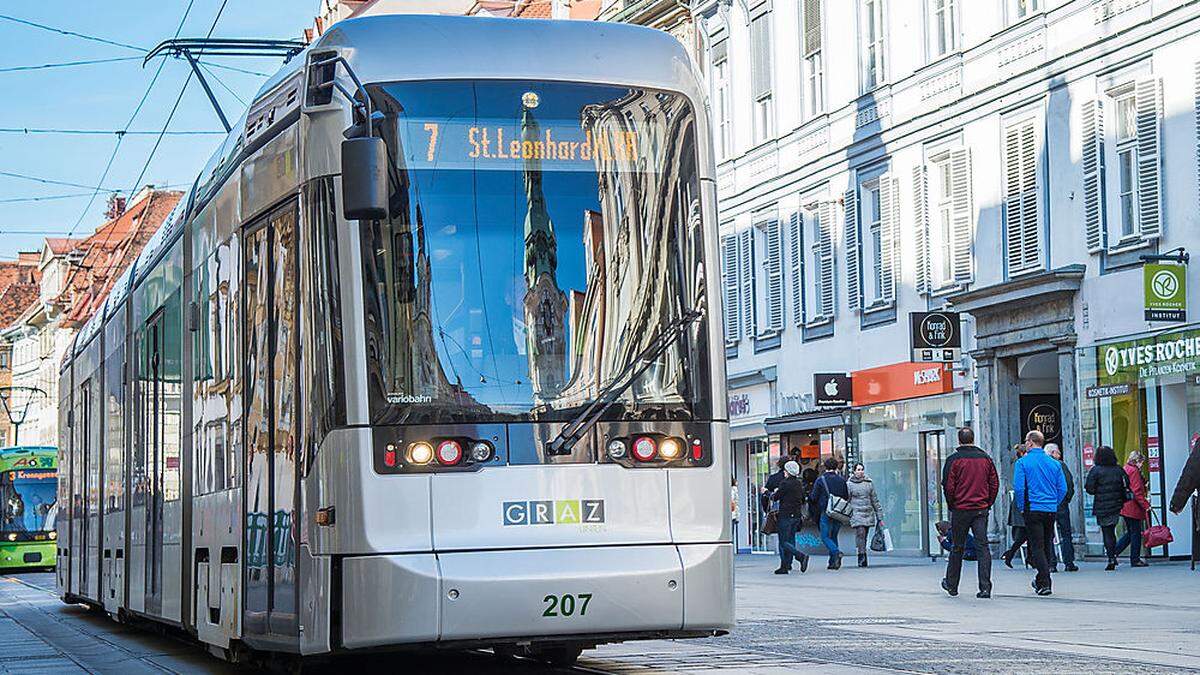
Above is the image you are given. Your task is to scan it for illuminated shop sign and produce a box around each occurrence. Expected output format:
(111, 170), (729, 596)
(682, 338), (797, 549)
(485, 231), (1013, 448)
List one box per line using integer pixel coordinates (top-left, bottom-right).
(1098, 328), (1200, 382)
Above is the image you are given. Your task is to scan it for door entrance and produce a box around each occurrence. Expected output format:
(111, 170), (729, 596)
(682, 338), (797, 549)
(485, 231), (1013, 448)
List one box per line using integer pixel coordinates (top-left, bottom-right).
(242, 201), (300, 642)
(921, 430), (948, 556)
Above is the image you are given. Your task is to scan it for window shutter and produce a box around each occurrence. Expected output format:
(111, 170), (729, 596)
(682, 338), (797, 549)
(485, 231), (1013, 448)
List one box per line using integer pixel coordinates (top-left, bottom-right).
(764, 219), (784, 332)
(789, 212), (804, 326)
(738, 228), (755, 337)
(1135, 77), (1162, 239)
(804, 0), (822, 55)
(843, 189), (861, 312)
(912, 164), (929, 295)
(877, 176), (898, 303)
(720, 234), (740, 343)
(751, 14), (773, 100)
(1004, 121), (1040, 275)
(818, 202), (836, 318)
(1081, 100), (1105, 253)
(948, 147), (974, 283)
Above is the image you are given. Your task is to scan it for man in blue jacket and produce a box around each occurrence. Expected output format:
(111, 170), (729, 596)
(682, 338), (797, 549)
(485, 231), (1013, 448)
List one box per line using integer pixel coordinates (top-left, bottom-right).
(1012, 430), (1067, 596)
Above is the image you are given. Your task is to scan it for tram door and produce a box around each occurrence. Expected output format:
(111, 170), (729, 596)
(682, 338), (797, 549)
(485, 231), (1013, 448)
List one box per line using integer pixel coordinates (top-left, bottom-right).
(243, 202), (299, 642)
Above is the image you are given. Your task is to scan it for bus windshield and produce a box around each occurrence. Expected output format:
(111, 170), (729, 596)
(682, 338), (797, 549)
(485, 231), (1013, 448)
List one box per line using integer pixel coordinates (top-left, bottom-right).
(361, 80), (711, 424)
(0, 469), (57, 533)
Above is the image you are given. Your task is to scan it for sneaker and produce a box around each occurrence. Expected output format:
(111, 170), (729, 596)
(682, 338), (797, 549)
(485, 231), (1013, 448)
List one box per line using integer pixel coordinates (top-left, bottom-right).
(976, 590), (991, 599)
(1105, 559), (1117, 571)
(1036, 586), (1053, 596)
(799, 553), (810, 574)
(1065, 564), (1079, 572)
(941, 578), (958, 597)
(774, 567), (790, 575)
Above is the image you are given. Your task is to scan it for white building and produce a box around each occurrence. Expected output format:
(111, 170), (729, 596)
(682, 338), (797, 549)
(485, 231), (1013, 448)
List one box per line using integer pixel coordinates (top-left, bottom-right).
(689, 0), (1200, 558)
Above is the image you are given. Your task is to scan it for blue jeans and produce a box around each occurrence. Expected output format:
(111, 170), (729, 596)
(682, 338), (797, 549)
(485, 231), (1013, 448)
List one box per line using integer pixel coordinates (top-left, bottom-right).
(819, 513), (841, 561)
(777, 515), (803, 569)
(1114, 515), (1144, 563)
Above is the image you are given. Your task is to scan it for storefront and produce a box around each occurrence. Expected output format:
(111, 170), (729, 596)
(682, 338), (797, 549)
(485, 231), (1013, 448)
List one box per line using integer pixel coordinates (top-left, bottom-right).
(852, 362), (968, 556)
(1077, 326), (1200, 559)
(727, 368), (775, 554)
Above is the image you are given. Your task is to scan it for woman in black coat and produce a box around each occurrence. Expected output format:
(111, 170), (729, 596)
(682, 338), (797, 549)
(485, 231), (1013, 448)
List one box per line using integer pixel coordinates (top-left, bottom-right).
(1085, 445), (1127, 570)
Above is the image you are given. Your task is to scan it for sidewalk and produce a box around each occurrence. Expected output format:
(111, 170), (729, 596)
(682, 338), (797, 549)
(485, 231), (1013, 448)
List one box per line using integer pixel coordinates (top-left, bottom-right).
(584, 554), (1200, 674)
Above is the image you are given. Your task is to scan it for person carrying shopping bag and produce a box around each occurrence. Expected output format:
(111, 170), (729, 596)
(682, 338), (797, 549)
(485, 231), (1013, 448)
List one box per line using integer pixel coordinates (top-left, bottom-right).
(847, 462), (884, 568)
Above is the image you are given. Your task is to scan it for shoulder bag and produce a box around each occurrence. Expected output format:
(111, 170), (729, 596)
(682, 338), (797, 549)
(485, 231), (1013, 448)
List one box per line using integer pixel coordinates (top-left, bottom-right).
(822, 476), (853, 524)
(1143, 509), (1174, 549)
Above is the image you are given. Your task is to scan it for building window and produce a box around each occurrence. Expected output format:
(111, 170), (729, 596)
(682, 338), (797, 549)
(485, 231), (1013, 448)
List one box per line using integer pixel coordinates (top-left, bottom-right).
(801, 0), (824, 118)
(1009, 0), (1042, 23)
(721, 232), (741, 343)
(712, 42), (732, 160)
(862, 181), (884, 303)
(1112, 86), (1139, 240)
(801, 201), (834, 321)
(1002, 117), (1042, 276)
(0, 351), (9, 370)
(750, 13), (774, 143)
(757, 217), (785, 334)
(860, 0), (886, 92)
(935, 160), (955, 285)
(929, 0), (958, 59)
(846, 173), (898, 311)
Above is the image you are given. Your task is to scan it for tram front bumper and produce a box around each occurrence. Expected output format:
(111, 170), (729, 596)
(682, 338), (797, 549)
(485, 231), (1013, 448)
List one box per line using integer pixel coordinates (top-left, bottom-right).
(339, 542), (732, 650)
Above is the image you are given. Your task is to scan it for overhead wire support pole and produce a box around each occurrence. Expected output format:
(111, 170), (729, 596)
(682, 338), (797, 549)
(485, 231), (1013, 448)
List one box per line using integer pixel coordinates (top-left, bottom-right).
(142, 37), (308, 135)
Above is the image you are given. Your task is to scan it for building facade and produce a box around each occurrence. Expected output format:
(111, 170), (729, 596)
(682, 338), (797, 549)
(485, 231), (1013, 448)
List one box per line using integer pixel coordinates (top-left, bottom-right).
(684, 0), (1200, 557)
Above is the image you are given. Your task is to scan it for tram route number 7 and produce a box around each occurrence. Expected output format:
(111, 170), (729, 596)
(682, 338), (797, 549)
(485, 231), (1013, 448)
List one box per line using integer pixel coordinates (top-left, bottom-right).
(542, 592), (592, 618)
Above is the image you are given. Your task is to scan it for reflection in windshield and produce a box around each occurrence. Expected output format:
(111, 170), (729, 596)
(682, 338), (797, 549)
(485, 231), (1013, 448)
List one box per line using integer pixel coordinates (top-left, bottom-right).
(1, 470), (57, 532)
(361, 80), (710, 424)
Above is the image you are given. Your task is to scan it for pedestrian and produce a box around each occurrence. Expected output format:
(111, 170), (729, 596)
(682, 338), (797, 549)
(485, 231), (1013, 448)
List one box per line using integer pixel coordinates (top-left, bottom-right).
(1046, 443), (1078, 571)
(1012, 430), (1068, 596)
(936, 520), (976, 560)
(760, 456), (788, 516)
(1114, 451), (1151, 568)
(1001, 444), (1028, 569)
(1084, 445), (1127, 570)
(773, 461), (810, 575)
(940, 426), (999, 598)
(846, 462), (884, 568)
(1169, 437), (1200, 515)
(809, 456), (849, 569)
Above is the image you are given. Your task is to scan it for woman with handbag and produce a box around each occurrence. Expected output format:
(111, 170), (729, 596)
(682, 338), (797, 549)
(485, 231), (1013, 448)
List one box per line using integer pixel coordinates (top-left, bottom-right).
(1084, 445), (1127, 570)
(809, 457), (850, 569)
(847, 462), (884, 568)
(1115, 451), (1152, 567)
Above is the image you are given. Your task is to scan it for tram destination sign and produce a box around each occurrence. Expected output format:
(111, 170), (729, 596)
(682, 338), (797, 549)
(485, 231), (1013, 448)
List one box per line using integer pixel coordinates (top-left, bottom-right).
(910, 311), (961, 363)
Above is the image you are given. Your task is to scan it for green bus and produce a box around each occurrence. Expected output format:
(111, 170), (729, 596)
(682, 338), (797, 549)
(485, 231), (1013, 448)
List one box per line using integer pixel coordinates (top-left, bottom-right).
(0, 446), (57, 571)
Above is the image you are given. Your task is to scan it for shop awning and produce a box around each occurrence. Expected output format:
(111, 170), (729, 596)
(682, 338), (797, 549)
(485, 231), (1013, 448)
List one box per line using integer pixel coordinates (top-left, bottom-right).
(764, 410), (851, 434)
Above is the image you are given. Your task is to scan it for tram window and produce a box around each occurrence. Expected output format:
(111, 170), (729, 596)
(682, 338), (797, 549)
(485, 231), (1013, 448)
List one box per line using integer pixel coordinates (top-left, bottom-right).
(360, 80), (711, 425)
(302, 176), (345, 462)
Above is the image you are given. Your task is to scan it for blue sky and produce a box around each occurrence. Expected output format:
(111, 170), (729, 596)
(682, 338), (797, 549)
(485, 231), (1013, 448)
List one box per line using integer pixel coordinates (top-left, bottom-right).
(0, 1), (317, 258)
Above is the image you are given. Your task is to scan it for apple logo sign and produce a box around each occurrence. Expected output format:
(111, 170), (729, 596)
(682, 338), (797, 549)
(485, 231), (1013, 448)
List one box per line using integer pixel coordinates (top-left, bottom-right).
(824, 379), (839, 397)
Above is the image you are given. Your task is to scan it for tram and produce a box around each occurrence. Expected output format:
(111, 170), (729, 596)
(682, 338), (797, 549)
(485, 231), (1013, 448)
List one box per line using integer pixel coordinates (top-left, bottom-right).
(56, 14), (731, 665)
(0, 446), (57, 571)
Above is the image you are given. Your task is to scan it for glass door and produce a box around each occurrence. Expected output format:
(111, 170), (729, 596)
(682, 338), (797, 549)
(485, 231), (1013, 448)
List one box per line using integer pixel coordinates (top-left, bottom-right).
(921, 430), (948, 556)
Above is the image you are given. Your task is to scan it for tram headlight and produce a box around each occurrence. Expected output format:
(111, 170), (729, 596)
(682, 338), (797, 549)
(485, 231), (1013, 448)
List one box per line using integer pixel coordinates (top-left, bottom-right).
(48, 531), (57, 540)
(606, 439), (627, 460)
(436, 440), (464, 466)
(407, 441), (434, 465)
(631, 436), (657, 462)
(469, 441), (494, 463)
(659, 437), (683, 460)
(5, 533), (15, 542)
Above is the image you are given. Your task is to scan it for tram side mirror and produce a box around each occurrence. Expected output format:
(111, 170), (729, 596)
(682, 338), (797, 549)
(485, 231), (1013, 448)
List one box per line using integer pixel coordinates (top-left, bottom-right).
(341, 136), (388, 221)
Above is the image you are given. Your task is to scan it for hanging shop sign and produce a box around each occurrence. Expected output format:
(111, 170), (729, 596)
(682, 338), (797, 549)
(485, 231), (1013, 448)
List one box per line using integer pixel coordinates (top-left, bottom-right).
(813, 373), (852, 408)
(1099, 328), (1200, 384)
(851, 361), (955, 407)
(1144, 263), (1187, 322)
(910, 311), (962, 363)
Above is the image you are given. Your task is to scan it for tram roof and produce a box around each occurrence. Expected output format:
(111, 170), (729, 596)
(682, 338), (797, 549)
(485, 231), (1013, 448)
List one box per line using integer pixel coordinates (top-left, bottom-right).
(311, 14), (704, 102)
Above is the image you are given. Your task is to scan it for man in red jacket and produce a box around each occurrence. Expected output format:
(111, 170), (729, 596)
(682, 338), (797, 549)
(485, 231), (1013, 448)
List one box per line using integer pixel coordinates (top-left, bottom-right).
(940, 426), (1000, 598)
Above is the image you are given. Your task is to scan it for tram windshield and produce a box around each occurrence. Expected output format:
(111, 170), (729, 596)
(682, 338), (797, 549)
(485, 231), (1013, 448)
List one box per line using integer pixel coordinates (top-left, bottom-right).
(361, 80), (711, 424)
(0, 469), (57, 533)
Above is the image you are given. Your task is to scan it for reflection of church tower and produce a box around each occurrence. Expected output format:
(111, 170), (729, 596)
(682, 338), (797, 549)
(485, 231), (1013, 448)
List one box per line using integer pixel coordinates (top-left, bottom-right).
(521, 108), (567, 400)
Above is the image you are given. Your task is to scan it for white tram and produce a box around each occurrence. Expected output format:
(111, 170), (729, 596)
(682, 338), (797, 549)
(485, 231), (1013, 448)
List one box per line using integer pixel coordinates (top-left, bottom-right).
(56, 14), (731, 665)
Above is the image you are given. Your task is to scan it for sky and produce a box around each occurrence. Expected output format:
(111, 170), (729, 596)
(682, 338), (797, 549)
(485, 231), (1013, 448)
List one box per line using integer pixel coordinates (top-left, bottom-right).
(0, 1), (318, 259)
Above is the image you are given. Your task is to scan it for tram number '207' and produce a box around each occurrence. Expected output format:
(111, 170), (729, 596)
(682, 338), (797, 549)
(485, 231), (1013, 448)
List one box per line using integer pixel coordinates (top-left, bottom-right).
(542, 593), (592, 618)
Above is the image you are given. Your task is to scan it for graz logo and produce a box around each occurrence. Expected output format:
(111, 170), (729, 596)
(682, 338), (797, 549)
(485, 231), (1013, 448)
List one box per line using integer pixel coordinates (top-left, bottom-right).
(503, 499), (605, 526)
(1104, 346), (1120, 377)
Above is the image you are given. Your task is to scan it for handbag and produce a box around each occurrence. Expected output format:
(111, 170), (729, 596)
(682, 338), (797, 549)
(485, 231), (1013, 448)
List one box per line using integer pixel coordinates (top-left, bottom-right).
(1122, 470), (1136, 503)
(870, 524), (887, 552)
(760, 509), (779, 535)
(1143, 509), (1174, 549)
(821, 476), (853, 524)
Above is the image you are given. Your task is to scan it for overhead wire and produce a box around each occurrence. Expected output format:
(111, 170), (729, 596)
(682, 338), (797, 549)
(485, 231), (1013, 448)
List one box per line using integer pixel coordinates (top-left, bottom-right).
(0, 56), (143, 73)
(0, 127), (225, 136)
(0, 13), (144, 52)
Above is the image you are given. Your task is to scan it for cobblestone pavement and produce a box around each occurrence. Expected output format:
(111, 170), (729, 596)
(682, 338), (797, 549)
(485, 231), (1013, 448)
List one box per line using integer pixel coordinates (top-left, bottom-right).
(4, 555), (1200, 674)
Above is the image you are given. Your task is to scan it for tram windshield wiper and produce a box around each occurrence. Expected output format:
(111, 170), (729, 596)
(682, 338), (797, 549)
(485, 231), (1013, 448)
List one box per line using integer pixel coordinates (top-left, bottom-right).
(544, 308), (704, 456)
